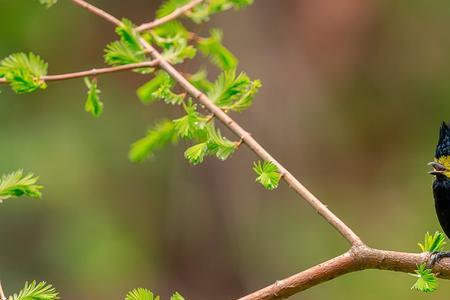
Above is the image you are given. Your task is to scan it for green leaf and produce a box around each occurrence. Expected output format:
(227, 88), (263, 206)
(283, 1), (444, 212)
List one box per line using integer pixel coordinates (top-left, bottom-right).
(184, 142), (208, 165)
(151, 21), (189, 49)
(125, 288), (158, 300)
(116, 19), (142, 52)
(188, 69), (213, 93)
(206, 125), (236, 160)
(0, 53), (48, 94)
(10, 281), (58, 300)
(84, 78), (103, 117)
(187, 0), (254, 23)
(226, 79), (261, 112)
(162, 39), (197, 65)
(208, 70), (261, 112)
(129, 120), (177, 163)
(104, 19), (148, 69)
(173, 100), (207, 139)
(0, 170), (43, 202)
(198, 29), (237, 71)
(38, 0), (58, 8)
(170, 293), (185, 300)
(156, 0), (190, 18)
(137, 71), (172, 104)
(411, 264), (438, 293)
(253, 161), (281, 190)
(152, 80), (186, 105)
(149, 21), (195, 65)
(186, 4), (210, 23)
(104, 41), (145, 66)
(418, 231), (446, 253)
(230, 0), (253, 9)
(137, 70), (184, 105)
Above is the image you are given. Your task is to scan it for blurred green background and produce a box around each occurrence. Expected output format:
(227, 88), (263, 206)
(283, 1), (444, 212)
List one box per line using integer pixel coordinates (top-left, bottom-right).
(1, 0), (450, 299)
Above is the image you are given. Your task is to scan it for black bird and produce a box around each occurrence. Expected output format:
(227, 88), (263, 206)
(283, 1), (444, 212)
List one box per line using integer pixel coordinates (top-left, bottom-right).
(429, 122), (450, 264)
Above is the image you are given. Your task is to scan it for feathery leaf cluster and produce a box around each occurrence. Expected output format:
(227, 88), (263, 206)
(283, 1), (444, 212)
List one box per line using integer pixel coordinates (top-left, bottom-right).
(0, 170), (43, 202)
(418, 231), (446, 253)
(150, 22), (196, 65)
(208, 70), (261, 112)
(253, 161), (281, 190)
(7, 283), (185, 300)
(183, 123), (237, 165)
(0, 53), (48, 93)
(125, 288), (158, 300)
(125, 288), (185, 300)
(198, 29), (237, 71)
(411, 264), (438, 293)
(105, 19), (150, 71)
(173, 101), (208, 139)
(188, 69), (213, 92)
(10, 281), (58, 300)
(186, 0), (254, 23)
(410, 231), (446, 293)
(129, 120), (177, 163)
(84, 78), (104, 117)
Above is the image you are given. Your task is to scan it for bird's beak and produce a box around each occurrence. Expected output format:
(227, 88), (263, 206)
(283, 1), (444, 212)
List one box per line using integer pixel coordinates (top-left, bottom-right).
(428, 161), (447, 175)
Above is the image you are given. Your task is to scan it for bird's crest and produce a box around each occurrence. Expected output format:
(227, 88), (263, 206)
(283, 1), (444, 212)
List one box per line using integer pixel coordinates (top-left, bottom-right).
(436, 121), (450, 158)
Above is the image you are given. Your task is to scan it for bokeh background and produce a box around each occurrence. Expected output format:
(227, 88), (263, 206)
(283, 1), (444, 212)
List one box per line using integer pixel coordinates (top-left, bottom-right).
(1, 0), (450, 299)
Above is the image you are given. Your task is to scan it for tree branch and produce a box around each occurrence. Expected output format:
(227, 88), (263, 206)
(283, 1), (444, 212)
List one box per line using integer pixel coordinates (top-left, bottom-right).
(72, 0), (121, 26)
(66, 1), (450, 299)
(0, 60), (159, 84)
(236, 246), (450, 300)
(136, 0), (204, 32)
(236, 250), (360, 300)
(71, 0), (362, 249)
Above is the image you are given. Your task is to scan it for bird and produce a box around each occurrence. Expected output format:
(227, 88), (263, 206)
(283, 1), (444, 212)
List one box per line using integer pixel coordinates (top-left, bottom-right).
(429, 121), (450, 264)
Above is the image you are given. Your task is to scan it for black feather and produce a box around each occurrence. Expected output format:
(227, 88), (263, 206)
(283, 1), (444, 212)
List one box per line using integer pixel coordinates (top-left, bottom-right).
(433, 177), (450, 238)
(435, 121), (450, 158)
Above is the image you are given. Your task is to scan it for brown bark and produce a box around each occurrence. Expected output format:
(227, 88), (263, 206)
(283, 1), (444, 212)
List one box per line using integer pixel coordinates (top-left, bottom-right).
(236, 246), (450, 300)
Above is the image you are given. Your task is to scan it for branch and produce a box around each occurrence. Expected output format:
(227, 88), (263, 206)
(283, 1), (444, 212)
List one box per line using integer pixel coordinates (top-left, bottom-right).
(72, 0), (121, 26)
(0, 60), (159, 84)
(143, 28), (362, 246)
(68, 1), (450, 299)
(136, 0), (204, 32)
(236, 246), (450, 300)
(72, 0), (363, 247)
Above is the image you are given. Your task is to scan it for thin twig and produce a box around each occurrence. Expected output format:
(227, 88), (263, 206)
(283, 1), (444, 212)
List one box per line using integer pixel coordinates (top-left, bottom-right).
(0, 60), (159, 84)
(136, 0), (204, 32)
(72, 0), (121, 26)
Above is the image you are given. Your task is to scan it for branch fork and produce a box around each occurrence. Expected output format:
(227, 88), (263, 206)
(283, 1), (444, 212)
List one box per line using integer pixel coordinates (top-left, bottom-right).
(3, 0), (447, 299)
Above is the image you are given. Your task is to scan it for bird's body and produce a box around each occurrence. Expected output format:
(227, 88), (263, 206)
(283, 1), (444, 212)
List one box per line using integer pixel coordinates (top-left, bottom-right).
(433, 177), (450, 238)
(426, 122), (450, 265)
(431, 122), (450, 240)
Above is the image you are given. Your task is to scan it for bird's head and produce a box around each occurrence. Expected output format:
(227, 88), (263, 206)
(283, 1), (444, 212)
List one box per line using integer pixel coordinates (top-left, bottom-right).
(429, 122), (450, 179)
